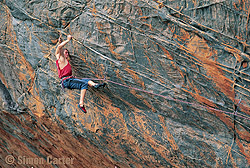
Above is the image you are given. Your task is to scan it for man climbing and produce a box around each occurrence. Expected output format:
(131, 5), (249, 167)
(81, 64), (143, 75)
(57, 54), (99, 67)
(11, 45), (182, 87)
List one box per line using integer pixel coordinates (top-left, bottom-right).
(55, 35), (106, 113)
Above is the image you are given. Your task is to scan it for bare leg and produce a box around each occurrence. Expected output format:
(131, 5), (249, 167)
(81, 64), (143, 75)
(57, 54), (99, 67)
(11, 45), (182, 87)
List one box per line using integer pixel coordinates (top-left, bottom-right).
(80, 81), (99, 106)
(79, 89), (87, 107)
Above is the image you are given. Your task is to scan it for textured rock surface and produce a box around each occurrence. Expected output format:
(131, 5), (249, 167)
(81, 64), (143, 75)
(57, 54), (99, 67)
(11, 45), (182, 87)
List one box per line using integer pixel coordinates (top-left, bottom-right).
(0, 0), (250, 167)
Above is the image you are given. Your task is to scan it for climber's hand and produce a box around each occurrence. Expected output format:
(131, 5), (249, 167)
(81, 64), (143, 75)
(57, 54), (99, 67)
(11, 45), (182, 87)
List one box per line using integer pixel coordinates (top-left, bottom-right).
(67, 35), (72, 41)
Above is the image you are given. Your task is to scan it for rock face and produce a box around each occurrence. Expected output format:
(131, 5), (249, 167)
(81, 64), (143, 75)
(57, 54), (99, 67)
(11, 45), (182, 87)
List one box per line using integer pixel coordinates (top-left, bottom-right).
(1, 0), (250, 167)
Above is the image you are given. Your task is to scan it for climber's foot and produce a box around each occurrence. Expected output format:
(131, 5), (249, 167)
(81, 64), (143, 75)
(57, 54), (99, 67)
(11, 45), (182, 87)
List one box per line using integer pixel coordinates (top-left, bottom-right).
(78, 104), (87, 113)
(93, 83), (106, 89)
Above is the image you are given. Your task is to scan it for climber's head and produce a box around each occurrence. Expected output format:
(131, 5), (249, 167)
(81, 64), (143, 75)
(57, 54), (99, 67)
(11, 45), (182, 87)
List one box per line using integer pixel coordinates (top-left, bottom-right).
(64, 49), (70, 61)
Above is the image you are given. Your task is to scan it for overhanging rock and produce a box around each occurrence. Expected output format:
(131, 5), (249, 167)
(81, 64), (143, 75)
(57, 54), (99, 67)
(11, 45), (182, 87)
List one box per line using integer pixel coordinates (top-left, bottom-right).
(0, 0), (250, 167)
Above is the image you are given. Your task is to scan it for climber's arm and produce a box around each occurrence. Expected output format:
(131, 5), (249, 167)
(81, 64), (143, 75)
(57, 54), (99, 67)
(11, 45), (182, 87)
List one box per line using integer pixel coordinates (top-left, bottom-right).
(55, 35), (72, 60)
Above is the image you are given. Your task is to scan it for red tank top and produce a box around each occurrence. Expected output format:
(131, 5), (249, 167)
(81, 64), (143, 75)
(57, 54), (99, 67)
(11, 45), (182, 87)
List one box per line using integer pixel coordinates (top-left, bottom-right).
(56, 60), (72, 79)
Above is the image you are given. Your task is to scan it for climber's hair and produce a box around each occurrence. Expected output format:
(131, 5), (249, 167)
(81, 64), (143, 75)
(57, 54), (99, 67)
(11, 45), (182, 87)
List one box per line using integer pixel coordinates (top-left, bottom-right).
(64, 49), (71, 61)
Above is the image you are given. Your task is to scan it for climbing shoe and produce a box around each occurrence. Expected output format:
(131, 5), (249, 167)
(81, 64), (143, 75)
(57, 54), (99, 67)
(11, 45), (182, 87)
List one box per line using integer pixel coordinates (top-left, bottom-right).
(78, 104), (87, 113)
(93, 83), (106, 89)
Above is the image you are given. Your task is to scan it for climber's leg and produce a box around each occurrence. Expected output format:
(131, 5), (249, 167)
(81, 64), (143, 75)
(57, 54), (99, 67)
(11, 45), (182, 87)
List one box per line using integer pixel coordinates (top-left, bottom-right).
(78, 89), (87, 113)
(79, 89), (87, 107)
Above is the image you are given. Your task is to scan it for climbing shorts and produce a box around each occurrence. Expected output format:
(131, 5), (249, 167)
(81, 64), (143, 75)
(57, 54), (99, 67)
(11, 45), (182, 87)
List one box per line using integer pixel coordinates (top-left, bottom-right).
(62, 77), (90, 90)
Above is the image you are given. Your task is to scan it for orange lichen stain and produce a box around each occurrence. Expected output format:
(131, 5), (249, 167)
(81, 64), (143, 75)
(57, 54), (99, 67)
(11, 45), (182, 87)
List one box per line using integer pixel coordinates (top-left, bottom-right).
(78, 106), (101, 133)
(226, 146), (237, 166)
(96, 22), (105, 34)
(129, 89), (156, 112)
(91, 1), (97, 13)
(125, 68), (145, 89)
(48, 16), (54, 26)
(5, 14), (35, 88)
(50, 39), (58, 44)
(80, 92), (128, 132)
(239, 129), (250, 141)
(0, 72), (8, 87)
(144, 52), (152, 66)
(30, 99), (44, 117)
(61, 20), (67, 26)
(140, 22), (153, 31)
(193, 87), (217, 108)
(235, 35), (244, 41)
(125, 142), (147, 163)
(168, 24), (176, 34)
(158, 115), (179, 151)
(143, 99), (156, 112)
(140, 16), (149, 20)
(224, 47), (243, 62)
(159, 45), (174, 60)
(158, 1), (164, 8)
(114, 69), (123, 81)
(182, 86), (237, 130)
(134, 114), (179, 166)
(235, 98), (250, 117)
(137, 7), (143, 16)
(242, 141), (250, 157)
(12, 33), (32, 69)
(105, 36), (121, 58)
(236, 138), (250, 164)
(175, 28), (191, 42)
(27, 87), (45, 117)
(178, 68), (186, 79)
(148, 23), (153, 31)
(233, 2), (243, 11)
(187, 36), (235, 100)
(185, 88), (250, 161)
(16, 53), (35, 91)
(239, 106), (250, 118)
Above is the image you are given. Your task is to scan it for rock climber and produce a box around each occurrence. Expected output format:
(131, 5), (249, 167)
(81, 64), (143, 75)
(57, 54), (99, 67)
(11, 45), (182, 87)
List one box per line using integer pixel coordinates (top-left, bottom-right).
(55, 35), (106, 113)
